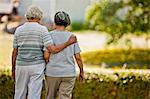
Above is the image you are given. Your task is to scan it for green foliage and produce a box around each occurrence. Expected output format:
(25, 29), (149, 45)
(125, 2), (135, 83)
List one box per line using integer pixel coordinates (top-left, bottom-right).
(71, 22), (88, 31)
(85, 0), (150, 43)
(0, 70), (150, 99)
(82, 49), (150, 69)
(0, 73), (14, 99)
(73, 72), (150, 99)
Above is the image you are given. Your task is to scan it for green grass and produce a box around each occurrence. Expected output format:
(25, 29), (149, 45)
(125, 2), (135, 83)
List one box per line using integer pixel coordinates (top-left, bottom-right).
(82, 49), (150, 69)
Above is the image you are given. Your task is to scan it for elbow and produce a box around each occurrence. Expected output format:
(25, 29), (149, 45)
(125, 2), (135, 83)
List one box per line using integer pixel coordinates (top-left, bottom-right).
(44, 56), (49, 61)
(76, 57), (82, 62)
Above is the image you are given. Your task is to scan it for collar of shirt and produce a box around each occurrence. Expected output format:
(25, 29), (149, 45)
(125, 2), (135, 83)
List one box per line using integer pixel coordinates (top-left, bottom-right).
(24, 22), (39, 25)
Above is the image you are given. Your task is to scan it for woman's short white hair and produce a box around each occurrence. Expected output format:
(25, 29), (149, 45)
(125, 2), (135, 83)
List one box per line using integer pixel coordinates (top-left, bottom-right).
(25, 5), (43, 20)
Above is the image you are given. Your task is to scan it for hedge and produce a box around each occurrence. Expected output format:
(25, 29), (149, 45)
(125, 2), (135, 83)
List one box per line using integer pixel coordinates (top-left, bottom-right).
(81, 49), (150, 69)
(0, 69), (150, 99)
(70, 22), (88, 31)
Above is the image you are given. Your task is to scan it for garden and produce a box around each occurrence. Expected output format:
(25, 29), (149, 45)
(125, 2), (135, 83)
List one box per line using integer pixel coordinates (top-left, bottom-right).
(0, 0), (150, 99)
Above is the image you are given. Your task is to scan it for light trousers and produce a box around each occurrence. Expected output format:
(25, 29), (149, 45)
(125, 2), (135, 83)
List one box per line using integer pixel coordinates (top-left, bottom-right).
(14, 63), (45, 99)
(45, 76), (76, 99)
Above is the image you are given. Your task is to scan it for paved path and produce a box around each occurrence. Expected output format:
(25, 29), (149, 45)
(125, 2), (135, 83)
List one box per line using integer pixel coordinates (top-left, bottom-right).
(74, 31), (150, 52)
(75, 32), (107, 52)
(1, 65), (150, 74)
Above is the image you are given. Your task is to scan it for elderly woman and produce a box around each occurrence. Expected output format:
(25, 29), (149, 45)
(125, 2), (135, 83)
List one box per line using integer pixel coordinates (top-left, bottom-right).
(12, 6), (77, 99)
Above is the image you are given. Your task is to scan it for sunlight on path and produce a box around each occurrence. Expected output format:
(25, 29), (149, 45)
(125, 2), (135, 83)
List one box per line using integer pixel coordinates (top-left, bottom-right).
(0, 24), (13, 67)
(75, 32), (106, 52)
(76, 67), (150, 75)
(74, 31), (150, 53)
(2, 66), (150, 75)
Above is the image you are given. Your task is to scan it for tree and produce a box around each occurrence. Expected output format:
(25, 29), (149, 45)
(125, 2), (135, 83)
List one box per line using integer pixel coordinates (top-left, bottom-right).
(85, 0), (150, 44)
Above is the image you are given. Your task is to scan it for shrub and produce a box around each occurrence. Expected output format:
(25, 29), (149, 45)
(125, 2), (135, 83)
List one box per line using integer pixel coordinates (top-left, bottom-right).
(73, 71), (150, 99)
(0, 73), (14, 99)
(0, 69), (150, 99)
(71, 22), (88, 31)
(81, 49), (150, 69)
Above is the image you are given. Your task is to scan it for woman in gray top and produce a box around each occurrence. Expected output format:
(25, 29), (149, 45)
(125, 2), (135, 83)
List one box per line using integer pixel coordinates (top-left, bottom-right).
(44, 11), (84, 99)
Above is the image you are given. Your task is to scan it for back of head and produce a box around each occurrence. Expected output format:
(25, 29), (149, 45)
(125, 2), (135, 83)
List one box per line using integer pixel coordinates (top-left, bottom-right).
(54, 11), (70, 27)
(25, 5), (43, 20)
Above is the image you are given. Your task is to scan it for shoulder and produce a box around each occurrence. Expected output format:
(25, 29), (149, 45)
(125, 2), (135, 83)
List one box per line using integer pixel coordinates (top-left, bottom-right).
(15, 24), (24, 31)
(37, 24), (48, 32)
(48, 30), (59, 37)
(66, 31), (73, 37)
(14, 24), (24, 35)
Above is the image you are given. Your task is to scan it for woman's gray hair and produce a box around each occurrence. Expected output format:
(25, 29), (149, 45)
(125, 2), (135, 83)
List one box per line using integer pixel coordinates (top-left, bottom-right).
(25, 5), (43, 20)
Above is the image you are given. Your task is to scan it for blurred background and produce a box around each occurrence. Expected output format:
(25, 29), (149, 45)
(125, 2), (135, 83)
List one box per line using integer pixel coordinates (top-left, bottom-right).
(0, 0), (150, 99)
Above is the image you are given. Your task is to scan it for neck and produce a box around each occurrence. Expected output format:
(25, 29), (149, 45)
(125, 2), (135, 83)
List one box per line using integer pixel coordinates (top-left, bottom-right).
(28, 19), (39, 23)
(55, 25), (65, 31)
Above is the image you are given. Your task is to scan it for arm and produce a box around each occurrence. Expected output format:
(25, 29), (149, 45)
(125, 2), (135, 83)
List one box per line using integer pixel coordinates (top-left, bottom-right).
(74, 53), (84, 83)
(44, 50), (50, 64)
(47, 35), (77, 54)
(42, 28), (77, 54)
(12, 48), (18, 80)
